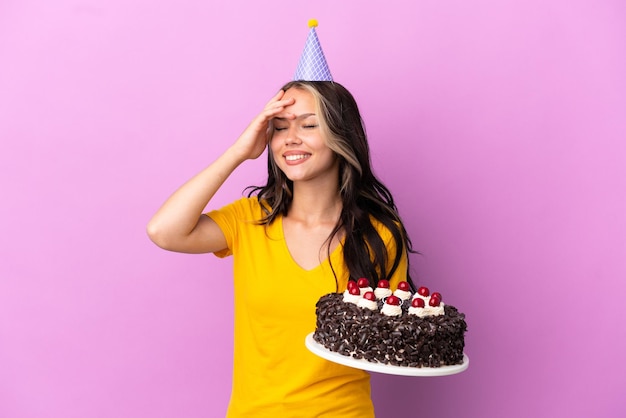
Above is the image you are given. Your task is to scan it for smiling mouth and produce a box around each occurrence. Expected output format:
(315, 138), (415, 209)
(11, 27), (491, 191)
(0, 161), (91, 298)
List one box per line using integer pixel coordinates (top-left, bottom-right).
(285, 154), (310, 161)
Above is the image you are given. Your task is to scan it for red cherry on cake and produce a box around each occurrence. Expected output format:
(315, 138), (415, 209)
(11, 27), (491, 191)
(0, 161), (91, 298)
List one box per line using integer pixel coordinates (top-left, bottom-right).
(411, 298), (425, 308)
(397, 281), (410, 291)
(429, 296), (441, 307)
(386, 295), (401, 306)
(357, 277), (370, 288)
(363, 291), (376, 301)
(349, 286), (361, 296)
(347, 280), (358, 291)
(431, 292), (442, 301)
(377, 279), (390, 289)
(417, 286), (430, 297)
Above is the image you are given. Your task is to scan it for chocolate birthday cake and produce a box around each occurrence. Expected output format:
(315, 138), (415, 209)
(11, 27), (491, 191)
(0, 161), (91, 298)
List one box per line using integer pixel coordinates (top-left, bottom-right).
(313, 279), (467, 368)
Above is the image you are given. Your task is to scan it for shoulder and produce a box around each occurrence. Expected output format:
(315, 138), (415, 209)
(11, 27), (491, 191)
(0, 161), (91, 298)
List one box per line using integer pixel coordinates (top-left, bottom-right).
(208, 196), (279, 233)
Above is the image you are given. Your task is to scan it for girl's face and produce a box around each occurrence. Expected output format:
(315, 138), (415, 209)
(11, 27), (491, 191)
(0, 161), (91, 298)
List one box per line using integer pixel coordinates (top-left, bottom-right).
(270, 88), (338, 184)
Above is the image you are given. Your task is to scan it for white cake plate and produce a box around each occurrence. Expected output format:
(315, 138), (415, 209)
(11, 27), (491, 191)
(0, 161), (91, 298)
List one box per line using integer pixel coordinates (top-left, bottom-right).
(305, 333), (469, 377)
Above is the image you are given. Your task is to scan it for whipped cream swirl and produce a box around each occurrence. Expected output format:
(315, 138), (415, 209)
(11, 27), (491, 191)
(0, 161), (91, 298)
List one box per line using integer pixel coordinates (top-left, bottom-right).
(381, 303), (402, 316)
(357, 298), (378, 310)
(374, 287), (392, 300)
(408, 300), (445, 317)
(393, 289), (412, 301)
(342, 290), (361, 304)
(358, 286), (373, 296)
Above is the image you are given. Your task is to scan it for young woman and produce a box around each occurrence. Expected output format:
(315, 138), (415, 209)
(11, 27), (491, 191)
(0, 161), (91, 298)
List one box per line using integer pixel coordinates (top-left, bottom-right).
(147, 80), (415, 417)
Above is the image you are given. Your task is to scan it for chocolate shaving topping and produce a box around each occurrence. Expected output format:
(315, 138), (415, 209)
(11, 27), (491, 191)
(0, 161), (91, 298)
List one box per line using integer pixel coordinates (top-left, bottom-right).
(313, 293), (468, 368)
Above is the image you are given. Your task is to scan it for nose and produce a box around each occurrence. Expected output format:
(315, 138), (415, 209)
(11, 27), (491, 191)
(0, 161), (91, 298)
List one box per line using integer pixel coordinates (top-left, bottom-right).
(284, 126), (302, 145)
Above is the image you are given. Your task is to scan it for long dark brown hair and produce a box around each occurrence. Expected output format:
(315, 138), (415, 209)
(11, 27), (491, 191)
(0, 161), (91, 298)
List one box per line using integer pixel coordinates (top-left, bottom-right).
(246, 81), (416, 291)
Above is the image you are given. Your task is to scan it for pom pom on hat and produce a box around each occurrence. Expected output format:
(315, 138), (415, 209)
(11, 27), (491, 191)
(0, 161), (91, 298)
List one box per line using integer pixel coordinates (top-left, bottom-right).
(294, 19), (333, 81)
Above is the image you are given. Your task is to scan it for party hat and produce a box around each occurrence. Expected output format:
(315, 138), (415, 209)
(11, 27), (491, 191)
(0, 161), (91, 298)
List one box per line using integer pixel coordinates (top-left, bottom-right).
(293, 19), (333, 81)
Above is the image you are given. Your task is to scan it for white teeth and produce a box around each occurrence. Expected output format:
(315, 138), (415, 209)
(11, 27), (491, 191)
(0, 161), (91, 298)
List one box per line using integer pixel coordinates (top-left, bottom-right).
(285, 154), (309, 161)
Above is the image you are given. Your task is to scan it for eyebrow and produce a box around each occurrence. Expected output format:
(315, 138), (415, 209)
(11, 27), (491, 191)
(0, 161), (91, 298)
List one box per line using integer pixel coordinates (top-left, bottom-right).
(273, 113), (317, 121)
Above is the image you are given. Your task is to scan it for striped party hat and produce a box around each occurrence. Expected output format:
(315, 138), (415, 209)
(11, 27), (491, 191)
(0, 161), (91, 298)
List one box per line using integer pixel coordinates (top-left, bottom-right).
(293, 19), (333, 81)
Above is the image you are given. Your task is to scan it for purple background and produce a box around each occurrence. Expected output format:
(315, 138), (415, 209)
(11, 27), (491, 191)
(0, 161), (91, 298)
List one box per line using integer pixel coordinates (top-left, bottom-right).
(1, 1), (625, 417)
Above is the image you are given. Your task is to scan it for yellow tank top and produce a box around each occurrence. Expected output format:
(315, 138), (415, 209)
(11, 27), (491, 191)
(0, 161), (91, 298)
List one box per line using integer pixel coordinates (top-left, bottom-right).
(208, 197), (406, 417)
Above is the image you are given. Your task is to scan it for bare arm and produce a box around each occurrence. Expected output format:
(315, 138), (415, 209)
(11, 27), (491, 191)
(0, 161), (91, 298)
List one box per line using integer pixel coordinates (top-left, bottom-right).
(146, 90), (295, 254)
